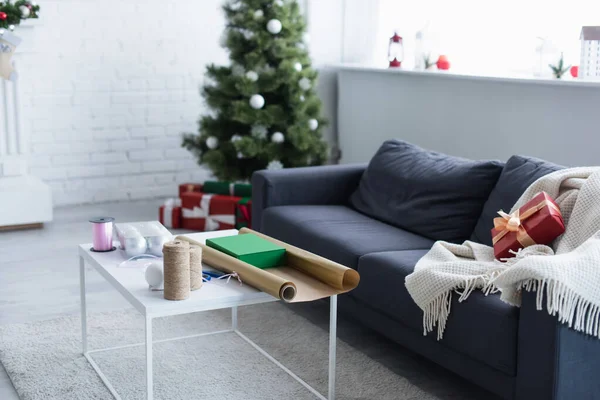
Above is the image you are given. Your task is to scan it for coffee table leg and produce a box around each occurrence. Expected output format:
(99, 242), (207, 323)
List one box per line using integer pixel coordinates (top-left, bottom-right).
(328, 295), (337, 400)
(232, 306), (238, 330)
(145, 316), (153, 400)
(80, 256), (88, 354)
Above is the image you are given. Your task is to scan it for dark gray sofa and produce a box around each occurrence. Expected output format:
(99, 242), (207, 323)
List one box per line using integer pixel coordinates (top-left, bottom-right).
(251, 140), (600, 400)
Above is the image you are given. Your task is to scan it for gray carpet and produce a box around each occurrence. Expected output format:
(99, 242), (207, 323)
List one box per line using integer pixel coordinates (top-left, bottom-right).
(0, 302), (447, 400)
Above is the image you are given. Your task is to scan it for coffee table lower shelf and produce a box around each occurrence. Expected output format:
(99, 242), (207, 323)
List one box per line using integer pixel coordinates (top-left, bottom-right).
(80, 256), (338, 400)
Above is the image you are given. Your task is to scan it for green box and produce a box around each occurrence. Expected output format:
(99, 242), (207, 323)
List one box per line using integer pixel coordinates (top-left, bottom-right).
(206, 233), (285, 269)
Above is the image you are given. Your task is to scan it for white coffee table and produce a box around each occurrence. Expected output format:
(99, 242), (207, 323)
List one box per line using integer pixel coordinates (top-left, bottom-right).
(79, 229), (338, 400)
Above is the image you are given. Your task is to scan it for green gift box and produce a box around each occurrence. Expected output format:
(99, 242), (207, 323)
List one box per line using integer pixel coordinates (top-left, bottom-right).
(206, 233), (285, 269)
(203, 181), (252, 198)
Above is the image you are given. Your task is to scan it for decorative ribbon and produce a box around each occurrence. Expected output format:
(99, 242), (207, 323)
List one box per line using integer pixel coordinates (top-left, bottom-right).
(181, 194), (235, 231)
(216, 271), (243, 285)
(492, 198), (561, 246)
(162, 198), (181, 228)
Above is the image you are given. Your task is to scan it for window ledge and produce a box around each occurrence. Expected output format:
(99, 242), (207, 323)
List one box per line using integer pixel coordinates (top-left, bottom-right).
(328, 63), (600, 89)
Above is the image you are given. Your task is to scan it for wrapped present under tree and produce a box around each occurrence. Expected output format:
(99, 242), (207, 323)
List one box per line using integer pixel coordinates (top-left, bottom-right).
(159, 198), (182, 229)
(181, 192), (240, 231)
(235, 198), (252, 229)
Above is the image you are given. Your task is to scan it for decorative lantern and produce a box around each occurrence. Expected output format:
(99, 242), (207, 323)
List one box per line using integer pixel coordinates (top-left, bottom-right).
(388, 32), (404, 68)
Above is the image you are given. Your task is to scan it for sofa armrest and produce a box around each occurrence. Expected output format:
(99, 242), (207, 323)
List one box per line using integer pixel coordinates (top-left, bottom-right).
(515, 290), (600, 400)
(251, 163), (367, 232)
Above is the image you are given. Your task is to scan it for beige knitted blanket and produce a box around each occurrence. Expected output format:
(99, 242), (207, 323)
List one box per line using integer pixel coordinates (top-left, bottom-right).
(405, 167), (600, 340)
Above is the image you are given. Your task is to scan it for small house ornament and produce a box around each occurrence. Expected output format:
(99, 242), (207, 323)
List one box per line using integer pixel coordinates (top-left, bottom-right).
(388, 32), (404, 68)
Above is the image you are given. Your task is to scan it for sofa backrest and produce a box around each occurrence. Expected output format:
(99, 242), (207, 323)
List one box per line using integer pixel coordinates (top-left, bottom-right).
(349, 140), (504, 243)
(470, 155), (564, 245)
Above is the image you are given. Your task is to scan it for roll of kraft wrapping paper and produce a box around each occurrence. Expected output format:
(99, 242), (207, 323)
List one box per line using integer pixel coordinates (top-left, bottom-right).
(89, 217), (115, 252)
(176, 228), (360, 303)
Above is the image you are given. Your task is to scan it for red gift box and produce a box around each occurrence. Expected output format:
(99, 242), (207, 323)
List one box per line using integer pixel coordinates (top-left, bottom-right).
(491, 192), (565, 260)
(178, 183), (203, 198)
(159, 199), (182, 229)
(181, 192), (240, 231)
(235, 198), (252, 229)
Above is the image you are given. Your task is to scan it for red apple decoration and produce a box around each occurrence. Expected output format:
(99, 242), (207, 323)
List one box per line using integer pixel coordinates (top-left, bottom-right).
(437, 55), (450, 70)
(570, 66), (579, 78)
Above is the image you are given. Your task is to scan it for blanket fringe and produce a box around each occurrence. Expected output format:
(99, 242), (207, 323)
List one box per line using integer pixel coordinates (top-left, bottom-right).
(422, 271), (504, 340)
(519, 279), (600, 339)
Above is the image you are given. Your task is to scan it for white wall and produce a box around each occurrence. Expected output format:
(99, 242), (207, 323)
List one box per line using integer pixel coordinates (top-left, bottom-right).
(13, 0), (347, 206)
(17, 0), (227, 206)
(337, 67), (600, 167)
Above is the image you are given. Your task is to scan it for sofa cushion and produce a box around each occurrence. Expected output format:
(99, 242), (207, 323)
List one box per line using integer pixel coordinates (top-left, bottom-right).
(349, 140), (504, 243)
(470, 155), (564, 245)
(261, 205), (434, 269)
(354, 250), (519, 376)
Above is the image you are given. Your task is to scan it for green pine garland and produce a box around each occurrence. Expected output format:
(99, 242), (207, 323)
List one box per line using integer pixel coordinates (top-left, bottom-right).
(0, 1), (40, 30)
(182, 0), (328, 182)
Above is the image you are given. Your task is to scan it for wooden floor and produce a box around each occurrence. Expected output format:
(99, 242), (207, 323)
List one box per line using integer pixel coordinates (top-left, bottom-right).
(0, 200), (495, 400)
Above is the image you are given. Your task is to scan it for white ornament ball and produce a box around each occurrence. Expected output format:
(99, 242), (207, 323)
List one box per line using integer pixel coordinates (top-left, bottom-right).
(19, 5), (30, 18)
(237, 152), (245, 159)
(299, 77), (311, 91)
(231, 134), (242, 143)
(299, 95), (305, 102)
(231, 64), (245, 76)
(271, 132), (285, 143)
(249, 94), (265, 109)
(253, 9), (264, 19)
(243, 30), (254, 40)
(147, 236), (169, 257)
(294, 62), (303, 72)
(274, 0), (284, 6)
(219, 31), (229, 47)
(145, 262), (164, 290)
(8, 25), (15, 31)
(251, 125), (268, 139)
(296, 42), (305, 50)
(267, 160), (284, 170)
(303, 33), (310, 44)
(308, 119), (319, 130)
(266, 19), (282, 34)
(206, 136), (219, 149)
(245, 70), (259, 82)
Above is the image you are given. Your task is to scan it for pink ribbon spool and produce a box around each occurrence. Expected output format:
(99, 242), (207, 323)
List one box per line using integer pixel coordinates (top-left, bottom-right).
(89, 217), (115, 252)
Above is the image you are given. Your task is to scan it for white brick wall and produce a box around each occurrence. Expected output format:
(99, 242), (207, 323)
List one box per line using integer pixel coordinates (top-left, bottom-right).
(19, 0), (228, 206)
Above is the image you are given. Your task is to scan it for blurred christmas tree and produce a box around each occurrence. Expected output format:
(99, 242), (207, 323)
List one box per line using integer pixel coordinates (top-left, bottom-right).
(182, 0), (328, 181)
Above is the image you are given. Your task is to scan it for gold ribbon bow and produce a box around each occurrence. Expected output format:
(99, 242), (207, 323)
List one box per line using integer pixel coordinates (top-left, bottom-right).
(492, 198), (559, 246)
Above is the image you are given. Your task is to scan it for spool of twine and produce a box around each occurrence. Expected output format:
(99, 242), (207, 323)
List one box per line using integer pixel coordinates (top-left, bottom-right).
(163, 240), (190, 301)
(189, 245), (203, 291)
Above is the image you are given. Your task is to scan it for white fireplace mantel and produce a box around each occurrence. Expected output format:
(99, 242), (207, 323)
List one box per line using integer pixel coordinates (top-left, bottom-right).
(0, 22), (53, 229)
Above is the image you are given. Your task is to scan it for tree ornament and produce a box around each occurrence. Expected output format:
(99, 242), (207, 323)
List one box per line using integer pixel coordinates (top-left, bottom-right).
(299, 77), (311, 91)
(299, 95), (305, 102)
(274, 0), (284, 6)
(251, 125), (268, 139)
(0, 12), (6, 20)
(206, 136), (219, 149)
(266, 19), (282, 34)
(296, 42), (305, 50)
(237, 152), (245, 159)
(271, 132), (285, 143)
(302, 32), (310, 44)
(219, 31), (229, 47)
(245, 70), (258, 82)
(231, 134), (242, 143)
(242, 30), (254, 40)
(308, 119), (319, 131)
(19, 5), (30, 18)
(267, 160), (284, 170)
(231, 64), (245, 76)
(294, 62), (302, 72)
(249, 94), (265, 109)
(8, 25), (15, 31)
(229, 1), (242, 11)
(253, 9), (264, 19)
